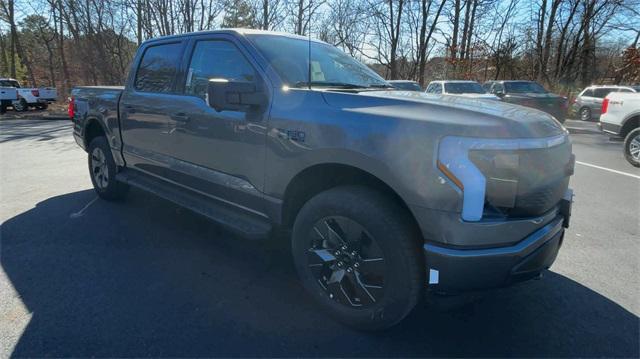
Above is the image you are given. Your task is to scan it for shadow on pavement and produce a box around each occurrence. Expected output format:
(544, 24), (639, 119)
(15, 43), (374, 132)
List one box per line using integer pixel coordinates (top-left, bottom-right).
(0, 120), (71, 144)
(1, 189), (638, 357)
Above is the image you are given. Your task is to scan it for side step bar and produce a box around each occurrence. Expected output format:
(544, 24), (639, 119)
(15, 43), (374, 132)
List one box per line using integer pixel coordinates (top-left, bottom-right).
(115, 170), (272, 240)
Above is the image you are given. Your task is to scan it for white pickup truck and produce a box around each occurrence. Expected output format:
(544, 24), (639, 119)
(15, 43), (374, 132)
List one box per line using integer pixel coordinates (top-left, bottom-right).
(599, 91), (640, 166)
(0, 78), (57, 111)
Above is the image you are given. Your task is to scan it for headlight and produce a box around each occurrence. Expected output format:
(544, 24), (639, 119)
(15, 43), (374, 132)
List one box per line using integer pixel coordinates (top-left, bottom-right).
(437, 134), (568, 221)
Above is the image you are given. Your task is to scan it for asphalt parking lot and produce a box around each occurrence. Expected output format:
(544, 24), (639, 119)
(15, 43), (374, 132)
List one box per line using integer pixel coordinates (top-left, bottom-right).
(1, 118), (638, 357)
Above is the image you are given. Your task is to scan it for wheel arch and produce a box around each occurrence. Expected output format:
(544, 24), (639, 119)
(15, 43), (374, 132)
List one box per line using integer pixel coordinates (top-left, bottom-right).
(83, 117), (108, 149)
(280, 163), (422, 241)
(620, 114), (640, 138)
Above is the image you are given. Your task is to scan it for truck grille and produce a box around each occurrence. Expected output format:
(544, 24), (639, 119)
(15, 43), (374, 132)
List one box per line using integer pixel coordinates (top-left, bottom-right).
(470, 139), (573, 218)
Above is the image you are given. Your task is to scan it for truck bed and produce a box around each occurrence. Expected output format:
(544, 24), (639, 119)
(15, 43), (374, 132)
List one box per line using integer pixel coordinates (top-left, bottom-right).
(71, 86), (125, 153)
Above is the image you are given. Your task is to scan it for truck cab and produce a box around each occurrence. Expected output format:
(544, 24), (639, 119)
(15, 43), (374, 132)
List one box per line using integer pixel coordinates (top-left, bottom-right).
(71, 29), (574, 330)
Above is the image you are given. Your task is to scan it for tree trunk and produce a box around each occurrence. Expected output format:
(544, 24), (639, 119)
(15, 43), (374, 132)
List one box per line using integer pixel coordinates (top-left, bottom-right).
(137, 0), (143, 46)
(534, 0), (547, 80)
(459, 0), (471, 61)
(450, 0), (461, 68)
(418, 0), (447, 86)
(263, 0), (269, 29)
(539, 0), (560, 82)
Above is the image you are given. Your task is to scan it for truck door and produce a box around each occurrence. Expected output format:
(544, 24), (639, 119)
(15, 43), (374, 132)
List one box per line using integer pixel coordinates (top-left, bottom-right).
(160, 35), (269, 213)
(119, 40), (187, 177)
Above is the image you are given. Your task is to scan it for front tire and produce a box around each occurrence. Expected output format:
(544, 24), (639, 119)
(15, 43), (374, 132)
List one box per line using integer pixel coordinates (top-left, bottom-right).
(13, 99), (27, 112)
(88, 136), (129, 200)
(291, 186), (423, 330)
(623, 128), (640, 167)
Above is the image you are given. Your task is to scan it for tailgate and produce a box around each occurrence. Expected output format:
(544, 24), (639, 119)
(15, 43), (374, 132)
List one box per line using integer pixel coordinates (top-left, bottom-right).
(39, 88), (57, 100)
(0, 87), (17, 100)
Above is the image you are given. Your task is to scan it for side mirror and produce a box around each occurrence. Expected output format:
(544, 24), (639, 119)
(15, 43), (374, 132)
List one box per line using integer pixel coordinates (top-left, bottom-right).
(206, 78), (266, 112)
(495, 90), (505, 97)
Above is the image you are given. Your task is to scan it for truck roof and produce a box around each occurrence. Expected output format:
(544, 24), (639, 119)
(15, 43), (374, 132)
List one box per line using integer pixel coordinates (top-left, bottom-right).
(485, 80), (538, 83)
(142, 28), (328, 46)
(432, 80), (480, 83)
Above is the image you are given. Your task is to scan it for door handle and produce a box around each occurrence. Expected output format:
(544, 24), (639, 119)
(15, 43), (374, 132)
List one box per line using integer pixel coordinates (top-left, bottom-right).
(172, 113), (190, 122)
(124, 105), (136, 114)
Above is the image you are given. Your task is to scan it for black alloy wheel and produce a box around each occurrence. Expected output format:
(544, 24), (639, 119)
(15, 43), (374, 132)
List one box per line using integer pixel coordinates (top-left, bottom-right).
(292, 185), (423, 330)
(306, 216), (385, 307)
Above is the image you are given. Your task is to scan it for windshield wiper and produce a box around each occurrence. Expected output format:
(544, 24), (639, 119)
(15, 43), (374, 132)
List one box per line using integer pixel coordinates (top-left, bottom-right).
(368, 84), (395, 89)
(293, 81), (368, 89)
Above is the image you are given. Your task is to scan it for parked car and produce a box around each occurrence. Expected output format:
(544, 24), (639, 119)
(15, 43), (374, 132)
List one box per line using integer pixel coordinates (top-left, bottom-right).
(573, 85), (637, 121)
(387, 80), (422, 91)
(598, 92), (640, 167)
(70, 29), (574, 330)
(425, 80), (499, 100)
(483, 80), (568, 122)
(0, 78), (57, 111)
(0, 83), (18, 114)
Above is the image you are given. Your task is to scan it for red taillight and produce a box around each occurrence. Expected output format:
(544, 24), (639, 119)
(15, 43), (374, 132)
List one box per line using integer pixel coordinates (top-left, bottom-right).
(602, 98), (609, 114)
(31, 89), (39, 97)
(68, 96), (75, 120)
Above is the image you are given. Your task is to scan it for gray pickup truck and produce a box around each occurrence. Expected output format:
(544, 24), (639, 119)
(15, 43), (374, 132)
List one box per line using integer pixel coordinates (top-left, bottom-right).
(71, 29), (574, 330)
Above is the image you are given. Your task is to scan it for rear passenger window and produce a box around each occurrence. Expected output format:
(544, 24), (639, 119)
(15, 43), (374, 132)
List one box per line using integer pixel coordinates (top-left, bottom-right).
(185, 40), (256, 99)
(134, 42), (183, 93)
(593, 88), (614, 98)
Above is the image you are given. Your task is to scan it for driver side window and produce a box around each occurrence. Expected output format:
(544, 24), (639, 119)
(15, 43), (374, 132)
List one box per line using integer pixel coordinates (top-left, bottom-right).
(185, 40), (256, 99)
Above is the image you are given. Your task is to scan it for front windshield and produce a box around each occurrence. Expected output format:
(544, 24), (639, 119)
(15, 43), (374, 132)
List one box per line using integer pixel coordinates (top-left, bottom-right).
(248, 34), (389, 89)
(444, 82), (485, 94)
(504, 81), (547, 94)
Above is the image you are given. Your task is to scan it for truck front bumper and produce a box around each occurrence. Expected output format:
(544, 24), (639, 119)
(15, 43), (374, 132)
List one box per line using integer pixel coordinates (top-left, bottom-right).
(424, 216), (565, 293)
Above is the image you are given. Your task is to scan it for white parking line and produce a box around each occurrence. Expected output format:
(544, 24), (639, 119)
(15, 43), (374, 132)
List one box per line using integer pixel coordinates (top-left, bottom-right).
(576, 161), (640, 180)
(70, 196), (99, 218)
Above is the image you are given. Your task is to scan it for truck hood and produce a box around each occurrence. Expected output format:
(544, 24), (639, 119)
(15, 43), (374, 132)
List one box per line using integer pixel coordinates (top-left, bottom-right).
(321, 90), (566, 139)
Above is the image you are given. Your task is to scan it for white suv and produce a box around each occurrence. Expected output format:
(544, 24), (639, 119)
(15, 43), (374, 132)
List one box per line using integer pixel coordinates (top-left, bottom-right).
(599, 91), (640, 166)
(573, 85), (637, 121)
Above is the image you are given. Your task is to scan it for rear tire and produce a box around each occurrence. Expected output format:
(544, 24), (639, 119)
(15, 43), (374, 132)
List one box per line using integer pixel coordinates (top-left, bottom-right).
(88, 136), (129, 200)
(291, 185), (423, 330)
(623, 128), (640, 167)
(579, 107), (592, 121)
